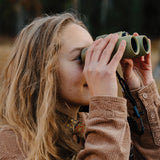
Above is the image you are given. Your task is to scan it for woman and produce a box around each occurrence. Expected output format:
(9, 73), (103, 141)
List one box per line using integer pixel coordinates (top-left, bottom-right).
(0, 12), (159, 160)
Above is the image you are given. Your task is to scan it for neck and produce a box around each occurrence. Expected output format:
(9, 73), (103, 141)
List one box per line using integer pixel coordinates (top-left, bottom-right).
(56, 100), (80, 119)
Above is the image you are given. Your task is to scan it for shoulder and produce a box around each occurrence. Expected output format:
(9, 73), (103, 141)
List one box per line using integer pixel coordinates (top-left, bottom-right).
(0, 126), (25, 160)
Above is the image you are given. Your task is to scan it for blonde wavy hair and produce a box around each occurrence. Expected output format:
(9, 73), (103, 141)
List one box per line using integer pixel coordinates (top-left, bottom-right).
(0, 12), (86, 160)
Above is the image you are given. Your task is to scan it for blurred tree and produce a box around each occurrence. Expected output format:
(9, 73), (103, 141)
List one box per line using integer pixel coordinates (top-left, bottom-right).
(101, 0), (131, 34)
(79, 0), (160, 38)
(0, 0), (160, 38)
(73, 0), (79, 10)
(79, 0), (102, 39)
(100, 0), (110, 28)
(129, 0), (144, 34)
(143, 0), (160, 38)
(40, 0), (73, 14)
(9, 0), (42, 33)
(0, 0), (16, 35)
(78, 0), (136, 38)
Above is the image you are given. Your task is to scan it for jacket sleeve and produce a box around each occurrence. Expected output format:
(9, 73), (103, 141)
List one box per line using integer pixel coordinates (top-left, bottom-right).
(77, 96), (131, 160)
(126, 81), (160, 160)
(0, 128), (25, 160)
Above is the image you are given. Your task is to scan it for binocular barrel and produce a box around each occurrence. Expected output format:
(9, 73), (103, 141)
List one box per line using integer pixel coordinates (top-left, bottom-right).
(81, 31), (150, 63)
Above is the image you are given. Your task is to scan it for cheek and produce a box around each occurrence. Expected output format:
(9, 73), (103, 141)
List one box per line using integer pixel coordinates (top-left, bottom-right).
(64, 69), (82, 87)
(58, 70), (83, 102)
(58, 64), (83, 89)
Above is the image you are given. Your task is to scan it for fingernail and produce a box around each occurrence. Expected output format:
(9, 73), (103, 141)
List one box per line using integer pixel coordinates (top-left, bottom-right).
(114, 33), (119, 38)
(106, 34), (113, 38)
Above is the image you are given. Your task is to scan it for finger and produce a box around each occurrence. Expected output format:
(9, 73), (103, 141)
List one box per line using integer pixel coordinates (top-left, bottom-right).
(122, 64), (133, 80)
(140, 56), (145, 61)
(144, 39), (152, 64)
(144, 52), (151, 65)
(120, 58), (133, 68)
(91, 34), (113, 63)
(133, 32), (139, 36)
(120, 61), (129, 73)
(84, 38), (102, 66)
(133, 56), (142, 63)
(99, 34), (119, 64)
(109, 40), (126, 70)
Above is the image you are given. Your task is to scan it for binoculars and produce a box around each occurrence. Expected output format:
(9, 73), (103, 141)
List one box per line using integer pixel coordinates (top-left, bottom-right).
(81, 31), (150, 63)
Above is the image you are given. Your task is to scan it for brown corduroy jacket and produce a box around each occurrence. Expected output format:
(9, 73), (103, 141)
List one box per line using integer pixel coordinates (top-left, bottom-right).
(0, 81), (160, 160)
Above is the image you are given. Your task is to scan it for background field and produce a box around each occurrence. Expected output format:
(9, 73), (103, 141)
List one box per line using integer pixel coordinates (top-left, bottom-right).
(0, 36), (159, 96)
(0, 0), (160, 94)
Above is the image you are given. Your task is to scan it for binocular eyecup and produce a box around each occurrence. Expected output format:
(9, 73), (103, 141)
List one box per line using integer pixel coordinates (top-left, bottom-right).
(81, 31), (150, 63)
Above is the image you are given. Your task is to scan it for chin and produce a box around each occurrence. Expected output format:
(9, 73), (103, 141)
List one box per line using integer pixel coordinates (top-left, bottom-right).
(80, 101), (89, 106)
(81, 95), (90, 105)
(72, 96), (90, 106)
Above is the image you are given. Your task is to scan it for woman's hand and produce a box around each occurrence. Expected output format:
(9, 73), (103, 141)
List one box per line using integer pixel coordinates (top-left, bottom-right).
(120, 33), (154, 90)
(83, 34), (126, 97)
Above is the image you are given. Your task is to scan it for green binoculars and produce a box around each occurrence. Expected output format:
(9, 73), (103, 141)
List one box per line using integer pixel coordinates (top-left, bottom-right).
(81, 31), (150, 63)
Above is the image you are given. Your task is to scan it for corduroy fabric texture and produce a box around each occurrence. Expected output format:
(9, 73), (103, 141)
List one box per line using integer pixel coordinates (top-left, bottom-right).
(0, 81), (160, 160)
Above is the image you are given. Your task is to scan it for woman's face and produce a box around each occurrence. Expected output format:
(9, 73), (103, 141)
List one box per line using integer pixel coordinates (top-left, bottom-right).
(58, 23), (93, 106)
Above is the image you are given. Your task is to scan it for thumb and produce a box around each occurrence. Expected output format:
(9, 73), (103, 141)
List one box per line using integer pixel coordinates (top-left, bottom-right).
(120, 59), (133, 78)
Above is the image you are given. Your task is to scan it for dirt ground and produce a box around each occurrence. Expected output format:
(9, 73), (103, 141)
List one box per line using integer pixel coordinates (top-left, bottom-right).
(0, 36), (160, 94)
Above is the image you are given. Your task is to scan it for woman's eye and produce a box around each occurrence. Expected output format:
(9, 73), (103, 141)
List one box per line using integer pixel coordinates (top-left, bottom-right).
(76, 55), (82, 61)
